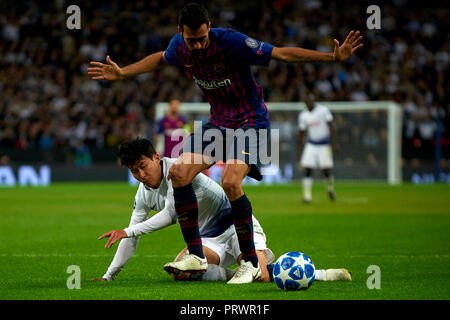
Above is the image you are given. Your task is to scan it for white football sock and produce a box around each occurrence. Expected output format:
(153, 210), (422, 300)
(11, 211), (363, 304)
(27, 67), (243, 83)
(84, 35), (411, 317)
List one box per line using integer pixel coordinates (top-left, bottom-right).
(202, 264), (228, 281)
(303, 177), (313, 201)
(314, 269), (326, 281)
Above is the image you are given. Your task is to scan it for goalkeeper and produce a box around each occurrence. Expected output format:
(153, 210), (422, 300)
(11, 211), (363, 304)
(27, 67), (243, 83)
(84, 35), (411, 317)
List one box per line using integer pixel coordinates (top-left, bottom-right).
(92, 138), (350, 282)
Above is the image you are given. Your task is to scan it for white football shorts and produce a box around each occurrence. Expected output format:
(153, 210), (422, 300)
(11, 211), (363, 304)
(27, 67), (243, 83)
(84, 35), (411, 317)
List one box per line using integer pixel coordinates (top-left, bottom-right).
(201, 216), (274, 268)
(300, 143), (334, 169)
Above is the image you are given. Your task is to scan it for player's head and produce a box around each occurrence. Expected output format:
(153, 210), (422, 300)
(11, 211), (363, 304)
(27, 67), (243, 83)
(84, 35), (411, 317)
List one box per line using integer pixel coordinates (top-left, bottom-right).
(168, 98), (180, 116)
(117, 138), (162, 188)
(177, 2), (211, 55)
(305, 92), (316, 111)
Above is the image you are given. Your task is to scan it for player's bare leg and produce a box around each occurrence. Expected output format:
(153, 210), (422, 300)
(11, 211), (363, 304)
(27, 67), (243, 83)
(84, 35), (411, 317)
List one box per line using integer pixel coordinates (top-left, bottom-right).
(164, 152), (212, 274)
(322, 168), (335, 201)
(222, 159), (261, 284)
(303, 168), (313, 203)
(169, 152), (212, 187)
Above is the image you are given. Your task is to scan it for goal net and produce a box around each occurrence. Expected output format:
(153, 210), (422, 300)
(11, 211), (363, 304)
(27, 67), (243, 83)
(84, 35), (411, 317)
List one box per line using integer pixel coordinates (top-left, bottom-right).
(155, 101), (403, 184)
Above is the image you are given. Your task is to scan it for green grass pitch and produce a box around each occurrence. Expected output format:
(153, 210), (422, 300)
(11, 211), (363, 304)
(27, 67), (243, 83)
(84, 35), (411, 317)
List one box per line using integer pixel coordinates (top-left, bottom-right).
(0, 182), (449, 300)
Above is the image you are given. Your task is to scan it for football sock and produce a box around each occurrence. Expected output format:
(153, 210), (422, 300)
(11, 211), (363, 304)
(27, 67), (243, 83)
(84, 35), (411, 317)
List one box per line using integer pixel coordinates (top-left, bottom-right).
(267, 263), (275, 282)
(314, 269), (325, 281)
(230, 194), (258, 268)
(202, 264), (228, 281)
(173, 184), (204, 259)
(303, 177), (313, 201)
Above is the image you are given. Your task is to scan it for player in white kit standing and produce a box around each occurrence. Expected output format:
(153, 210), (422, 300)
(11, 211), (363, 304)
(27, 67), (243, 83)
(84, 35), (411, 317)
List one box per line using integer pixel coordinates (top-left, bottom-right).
(296, 94), (337, 203)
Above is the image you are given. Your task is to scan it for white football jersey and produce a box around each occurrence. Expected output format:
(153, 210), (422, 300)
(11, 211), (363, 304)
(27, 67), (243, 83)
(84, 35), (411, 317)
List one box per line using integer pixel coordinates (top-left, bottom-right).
(103, 157), (231, 280)
(125, 157), (231, 237)
(298, 104), (333, 142)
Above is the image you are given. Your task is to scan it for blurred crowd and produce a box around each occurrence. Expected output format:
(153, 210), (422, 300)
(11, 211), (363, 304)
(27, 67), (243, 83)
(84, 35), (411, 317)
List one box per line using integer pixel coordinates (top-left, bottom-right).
(0, 0), (448, 166)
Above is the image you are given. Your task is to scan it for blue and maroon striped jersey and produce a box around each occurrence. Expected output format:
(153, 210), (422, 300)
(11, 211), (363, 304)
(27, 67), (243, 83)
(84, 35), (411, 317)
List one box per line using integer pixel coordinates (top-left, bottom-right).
(164, 28), (274, 129)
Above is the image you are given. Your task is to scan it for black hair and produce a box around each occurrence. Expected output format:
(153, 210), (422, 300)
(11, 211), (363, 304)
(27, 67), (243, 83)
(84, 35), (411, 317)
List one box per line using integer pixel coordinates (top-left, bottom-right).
(117, 137), (156, 167)
(178, 2), (209, 32)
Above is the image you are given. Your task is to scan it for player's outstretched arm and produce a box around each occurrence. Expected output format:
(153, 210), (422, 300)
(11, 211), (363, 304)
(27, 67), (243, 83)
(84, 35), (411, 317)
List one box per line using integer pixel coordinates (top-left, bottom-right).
(88, 51), (166, 80)
(271, 30), (363, 63)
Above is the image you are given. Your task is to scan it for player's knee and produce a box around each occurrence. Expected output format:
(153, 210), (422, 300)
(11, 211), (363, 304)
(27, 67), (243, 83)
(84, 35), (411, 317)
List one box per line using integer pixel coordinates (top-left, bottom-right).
(169, 163), (191, 185)
(221, 177), (241, 197)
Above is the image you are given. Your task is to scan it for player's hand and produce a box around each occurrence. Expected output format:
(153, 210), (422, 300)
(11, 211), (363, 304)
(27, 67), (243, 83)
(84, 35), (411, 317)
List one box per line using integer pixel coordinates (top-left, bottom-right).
(88, 55), (124, 80)
(91, 278), (108, 281)
(333, 30), (363, 62)
(98, 229), (128, 248)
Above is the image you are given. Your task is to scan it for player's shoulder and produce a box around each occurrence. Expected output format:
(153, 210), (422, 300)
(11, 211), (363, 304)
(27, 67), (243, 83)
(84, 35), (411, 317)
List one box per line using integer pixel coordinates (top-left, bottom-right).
(158, 116), (167, 124)
(211, 27), (236, 37)
(316, 104), (331, 112)
(180, 114), (188, 123)
(170, 33), (184, 42)
(162, 157), (176, 176)
(211, 27), (247, 44)
(299, 109), (309, 118)
(167, 33), (185, 49)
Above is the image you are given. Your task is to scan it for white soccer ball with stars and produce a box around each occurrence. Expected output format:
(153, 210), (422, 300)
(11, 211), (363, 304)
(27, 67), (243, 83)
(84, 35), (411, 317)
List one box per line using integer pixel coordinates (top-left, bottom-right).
(273, 252), (315, 291)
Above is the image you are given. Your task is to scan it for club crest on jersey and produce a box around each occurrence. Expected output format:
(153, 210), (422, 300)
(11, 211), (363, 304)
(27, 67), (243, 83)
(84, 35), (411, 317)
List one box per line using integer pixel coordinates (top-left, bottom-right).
(212, 63), (226, 74)
(245, 37), (258, 48)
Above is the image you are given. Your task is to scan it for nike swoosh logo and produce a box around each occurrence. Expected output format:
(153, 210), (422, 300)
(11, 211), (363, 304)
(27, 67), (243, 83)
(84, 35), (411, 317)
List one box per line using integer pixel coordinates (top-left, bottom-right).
(241, 150), (251, 156)
(184, 64), (193, 68)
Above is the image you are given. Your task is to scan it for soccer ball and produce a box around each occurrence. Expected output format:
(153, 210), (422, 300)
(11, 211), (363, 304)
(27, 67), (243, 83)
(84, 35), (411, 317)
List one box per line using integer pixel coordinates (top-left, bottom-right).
(273, 252), (315, 291)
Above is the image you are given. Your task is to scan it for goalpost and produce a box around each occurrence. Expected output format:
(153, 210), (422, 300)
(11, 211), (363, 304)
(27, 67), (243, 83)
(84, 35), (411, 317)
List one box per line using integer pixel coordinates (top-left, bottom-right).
(155, 101), (403, 185)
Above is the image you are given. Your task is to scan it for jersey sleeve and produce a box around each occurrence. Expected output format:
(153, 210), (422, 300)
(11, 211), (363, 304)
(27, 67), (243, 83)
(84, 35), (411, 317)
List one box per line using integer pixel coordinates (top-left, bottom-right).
(323, 107), (333, 122)
(164, 34), (181, 66)
(124, 189), (177, 237)
(102, 185), (150, 280)
(298, 112), (307, 131)
(156, 118), (164, 134)
(224, 29), (274, 66)
(124, 207), (175, 237)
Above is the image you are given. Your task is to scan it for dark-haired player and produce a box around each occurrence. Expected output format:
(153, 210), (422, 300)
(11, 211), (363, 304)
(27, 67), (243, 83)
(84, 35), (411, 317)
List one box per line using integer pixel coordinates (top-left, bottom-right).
(88, 2), (362, 284)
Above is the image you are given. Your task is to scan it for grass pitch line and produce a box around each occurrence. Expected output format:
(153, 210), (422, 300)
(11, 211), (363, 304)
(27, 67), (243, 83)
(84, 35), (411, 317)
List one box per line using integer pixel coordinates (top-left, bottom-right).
(0, 253), (174, 258)
(339, 197), (369, 204)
